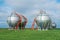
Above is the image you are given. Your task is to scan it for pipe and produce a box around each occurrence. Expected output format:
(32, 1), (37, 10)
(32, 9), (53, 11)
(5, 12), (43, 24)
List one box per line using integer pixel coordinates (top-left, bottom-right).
(15, 13), (22, 30)
(21, 15), (27, 30)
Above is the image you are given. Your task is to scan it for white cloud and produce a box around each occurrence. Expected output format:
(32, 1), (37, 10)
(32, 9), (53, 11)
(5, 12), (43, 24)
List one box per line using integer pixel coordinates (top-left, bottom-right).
(0, 6), (13, 21)
(4, 0), (60, 18)
(0, 22), (6, 24)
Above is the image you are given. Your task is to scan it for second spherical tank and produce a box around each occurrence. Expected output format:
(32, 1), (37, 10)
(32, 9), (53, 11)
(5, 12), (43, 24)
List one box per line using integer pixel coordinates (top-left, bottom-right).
(35, 11), (51, 30)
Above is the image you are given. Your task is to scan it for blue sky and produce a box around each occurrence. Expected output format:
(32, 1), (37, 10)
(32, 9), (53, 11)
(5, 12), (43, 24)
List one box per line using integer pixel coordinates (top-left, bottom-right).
(0, 0), (60, 28)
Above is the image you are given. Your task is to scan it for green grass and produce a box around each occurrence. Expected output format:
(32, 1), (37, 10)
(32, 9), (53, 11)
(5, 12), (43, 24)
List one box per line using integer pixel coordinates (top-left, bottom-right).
(0, 29), (60, 40)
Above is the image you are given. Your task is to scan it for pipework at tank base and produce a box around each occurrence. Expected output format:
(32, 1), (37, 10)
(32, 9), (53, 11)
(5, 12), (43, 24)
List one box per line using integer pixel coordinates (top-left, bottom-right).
(38, 29), (48, 31)
(36, 27), (48, 31)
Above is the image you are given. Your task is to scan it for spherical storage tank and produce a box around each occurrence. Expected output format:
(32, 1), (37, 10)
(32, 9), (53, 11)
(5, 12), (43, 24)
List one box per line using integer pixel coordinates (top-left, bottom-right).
(7, 11), (27, 30)
(35, 10), (51, 30)
(51, 23), (56, 29)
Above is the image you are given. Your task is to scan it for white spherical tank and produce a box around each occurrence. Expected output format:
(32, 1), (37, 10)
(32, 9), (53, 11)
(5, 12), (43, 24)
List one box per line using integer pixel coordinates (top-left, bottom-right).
(35, 11), (51, 30)
(7, 13), (20, 28)
(7, 11), (27, 29)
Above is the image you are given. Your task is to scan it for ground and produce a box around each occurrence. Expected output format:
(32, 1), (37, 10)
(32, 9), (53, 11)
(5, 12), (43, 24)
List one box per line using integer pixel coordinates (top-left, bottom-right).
(0, 28), (60, 40)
